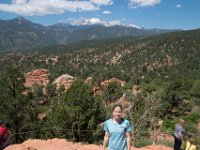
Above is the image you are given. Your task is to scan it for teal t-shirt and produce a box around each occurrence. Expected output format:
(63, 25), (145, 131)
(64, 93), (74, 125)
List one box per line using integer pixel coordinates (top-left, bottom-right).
(104, 118), (132, 150)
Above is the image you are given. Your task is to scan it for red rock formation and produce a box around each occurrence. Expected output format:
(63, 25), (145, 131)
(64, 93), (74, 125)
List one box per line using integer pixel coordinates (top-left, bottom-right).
(24, 69), (49, 87)
(5, 138), (173, 150)
(101, 78), (125, 87)
(85, 77), (93, 84)
(132, 85), (141, 96)
(101, 79), (109, 86)
(92, 86), (103, 95)
(38, 112), (47, 120)
(53, 74), (75, 91)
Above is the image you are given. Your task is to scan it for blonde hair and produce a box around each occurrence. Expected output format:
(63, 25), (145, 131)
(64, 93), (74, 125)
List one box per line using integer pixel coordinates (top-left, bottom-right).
(179, 119), (185, 125)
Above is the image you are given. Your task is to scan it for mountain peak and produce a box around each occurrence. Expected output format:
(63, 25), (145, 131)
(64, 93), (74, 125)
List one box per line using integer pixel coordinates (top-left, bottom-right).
(59, 18), (142, 29)
(12, 16), (30, 23)
(16, 16), (25, 20)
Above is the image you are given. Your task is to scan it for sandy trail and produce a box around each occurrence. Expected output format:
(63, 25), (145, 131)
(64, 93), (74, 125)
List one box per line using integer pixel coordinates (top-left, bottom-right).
(5, 138), (173, 150)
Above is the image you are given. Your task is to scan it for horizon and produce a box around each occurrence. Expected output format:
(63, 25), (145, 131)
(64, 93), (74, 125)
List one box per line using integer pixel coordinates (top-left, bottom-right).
(0, 0), (199, 30)
(0, 16), (188, 30)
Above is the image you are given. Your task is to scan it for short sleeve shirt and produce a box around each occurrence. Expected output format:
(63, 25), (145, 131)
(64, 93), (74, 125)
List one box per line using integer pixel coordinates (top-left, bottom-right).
(174, 124), (185, 139)
(104, 118), (132, 150)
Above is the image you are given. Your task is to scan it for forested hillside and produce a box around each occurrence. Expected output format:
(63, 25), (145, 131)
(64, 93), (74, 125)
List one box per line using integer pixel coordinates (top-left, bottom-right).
(0, 29), (200, 148)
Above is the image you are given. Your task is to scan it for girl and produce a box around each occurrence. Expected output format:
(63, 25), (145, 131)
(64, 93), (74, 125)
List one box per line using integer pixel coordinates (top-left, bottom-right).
(103, 104), (132, 150)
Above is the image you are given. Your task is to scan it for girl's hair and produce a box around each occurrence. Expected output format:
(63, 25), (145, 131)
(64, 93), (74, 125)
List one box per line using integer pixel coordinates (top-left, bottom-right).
(112, 104), (123, 112)
(190, 138), (195, 144)
(179, 119), (185, 125)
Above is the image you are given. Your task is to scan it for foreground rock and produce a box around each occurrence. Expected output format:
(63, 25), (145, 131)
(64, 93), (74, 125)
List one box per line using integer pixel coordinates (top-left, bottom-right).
(5, 138), (172, 150)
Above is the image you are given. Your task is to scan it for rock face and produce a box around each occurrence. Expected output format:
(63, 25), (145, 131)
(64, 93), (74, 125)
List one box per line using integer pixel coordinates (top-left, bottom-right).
(24, 69), (49, 87)
(92, 86), (103, 95)
(101, 78), (125, 87)
(38, 112), (47, 120)
(132, 85), (141, 96)
(5, 138), (173, 150)
(53, 74), (75, 91)
(85, 77), (93, 84)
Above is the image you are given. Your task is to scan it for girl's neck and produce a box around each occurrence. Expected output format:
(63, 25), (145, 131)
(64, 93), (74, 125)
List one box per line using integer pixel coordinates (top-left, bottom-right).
(113, 118), (122, 124)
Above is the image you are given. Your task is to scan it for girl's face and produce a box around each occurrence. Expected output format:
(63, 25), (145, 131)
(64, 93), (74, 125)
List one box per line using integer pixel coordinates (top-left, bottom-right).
(112, 106), (122, 121)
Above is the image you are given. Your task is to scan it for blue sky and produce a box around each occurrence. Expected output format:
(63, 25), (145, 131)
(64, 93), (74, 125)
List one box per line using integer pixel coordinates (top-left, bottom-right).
(0, 0), (199, 30)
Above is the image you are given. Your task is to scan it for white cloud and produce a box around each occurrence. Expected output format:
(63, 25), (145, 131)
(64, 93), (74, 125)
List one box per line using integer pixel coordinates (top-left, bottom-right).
(61, 17), (141, 29)
(176, 4), (182, 8)
(0, 0), (113, 16)
(85, 18), (103, 24)
(63, 18), (100, 26)
(66, 17), (119, 26)
(12, 0), (27, 4)
(125, 23), (141, 29)
(102, 11), (112, 14)
(128, 0), (161, 8)
(107, 20), (121, 26)
(90, 0), (113, 5)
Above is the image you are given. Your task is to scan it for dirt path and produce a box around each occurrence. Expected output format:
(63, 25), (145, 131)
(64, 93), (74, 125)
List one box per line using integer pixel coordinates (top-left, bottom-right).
(5, 138), (173, 150)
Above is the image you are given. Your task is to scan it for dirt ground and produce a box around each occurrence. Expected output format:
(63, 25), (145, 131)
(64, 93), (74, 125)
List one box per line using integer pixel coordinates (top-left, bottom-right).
(5, 138), (173, 150)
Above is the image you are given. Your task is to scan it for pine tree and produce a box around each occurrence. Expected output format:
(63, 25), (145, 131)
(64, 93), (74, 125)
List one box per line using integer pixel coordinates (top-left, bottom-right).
(51, 80), (106, 143)
(0, 64), (35, 143)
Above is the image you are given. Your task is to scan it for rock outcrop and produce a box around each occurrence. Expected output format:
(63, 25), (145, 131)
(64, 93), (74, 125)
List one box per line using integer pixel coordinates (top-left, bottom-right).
(24, 69), (49, 87)
(53, 74), (75, 91)
(85, 76), (93, 84)
(132, 85), (141, 96)
(101, 78), (125, 87)
(38, 112), (47, 120)
(92, 86), (103, 95)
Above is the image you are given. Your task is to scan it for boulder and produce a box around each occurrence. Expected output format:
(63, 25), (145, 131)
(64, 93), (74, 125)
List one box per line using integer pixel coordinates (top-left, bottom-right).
(38, 112), (47, 120)
(132, 85), (141, 96)
(53, 74), (75, 91)
(92, 86), (103, 95)
(85, 77), (93, 84)
(101, 78), (125, 87)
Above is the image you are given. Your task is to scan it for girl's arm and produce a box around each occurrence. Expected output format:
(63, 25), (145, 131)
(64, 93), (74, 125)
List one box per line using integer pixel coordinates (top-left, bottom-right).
(103, 132), (109, 150)
(126, 132), (132, 150)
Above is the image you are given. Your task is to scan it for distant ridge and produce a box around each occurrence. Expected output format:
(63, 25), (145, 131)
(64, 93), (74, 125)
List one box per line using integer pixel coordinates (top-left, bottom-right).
(0, 17), (181, 52)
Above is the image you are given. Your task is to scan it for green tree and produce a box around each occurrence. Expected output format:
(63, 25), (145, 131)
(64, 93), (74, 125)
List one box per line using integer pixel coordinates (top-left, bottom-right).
(102, 81), (122, 107)
(190, 80), (200, 105)
(51, 80), (106, 143)
(46, 82), (57, 99)
(0, 65), (36, 143)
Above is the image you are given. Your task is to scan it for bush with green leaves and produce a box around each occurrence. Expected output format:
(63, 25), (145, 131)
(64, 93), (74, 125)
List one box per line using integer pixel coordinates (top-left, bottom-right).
(134, 138), (152, 148)
(48, 80), (106, 143)
(102, 81), (123, 106)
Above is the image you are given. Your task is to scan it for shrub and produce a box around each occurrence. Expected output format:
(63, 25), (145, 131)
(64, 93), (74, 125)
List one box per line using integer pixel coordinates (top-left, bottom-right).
(134, 139), (152, 148)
